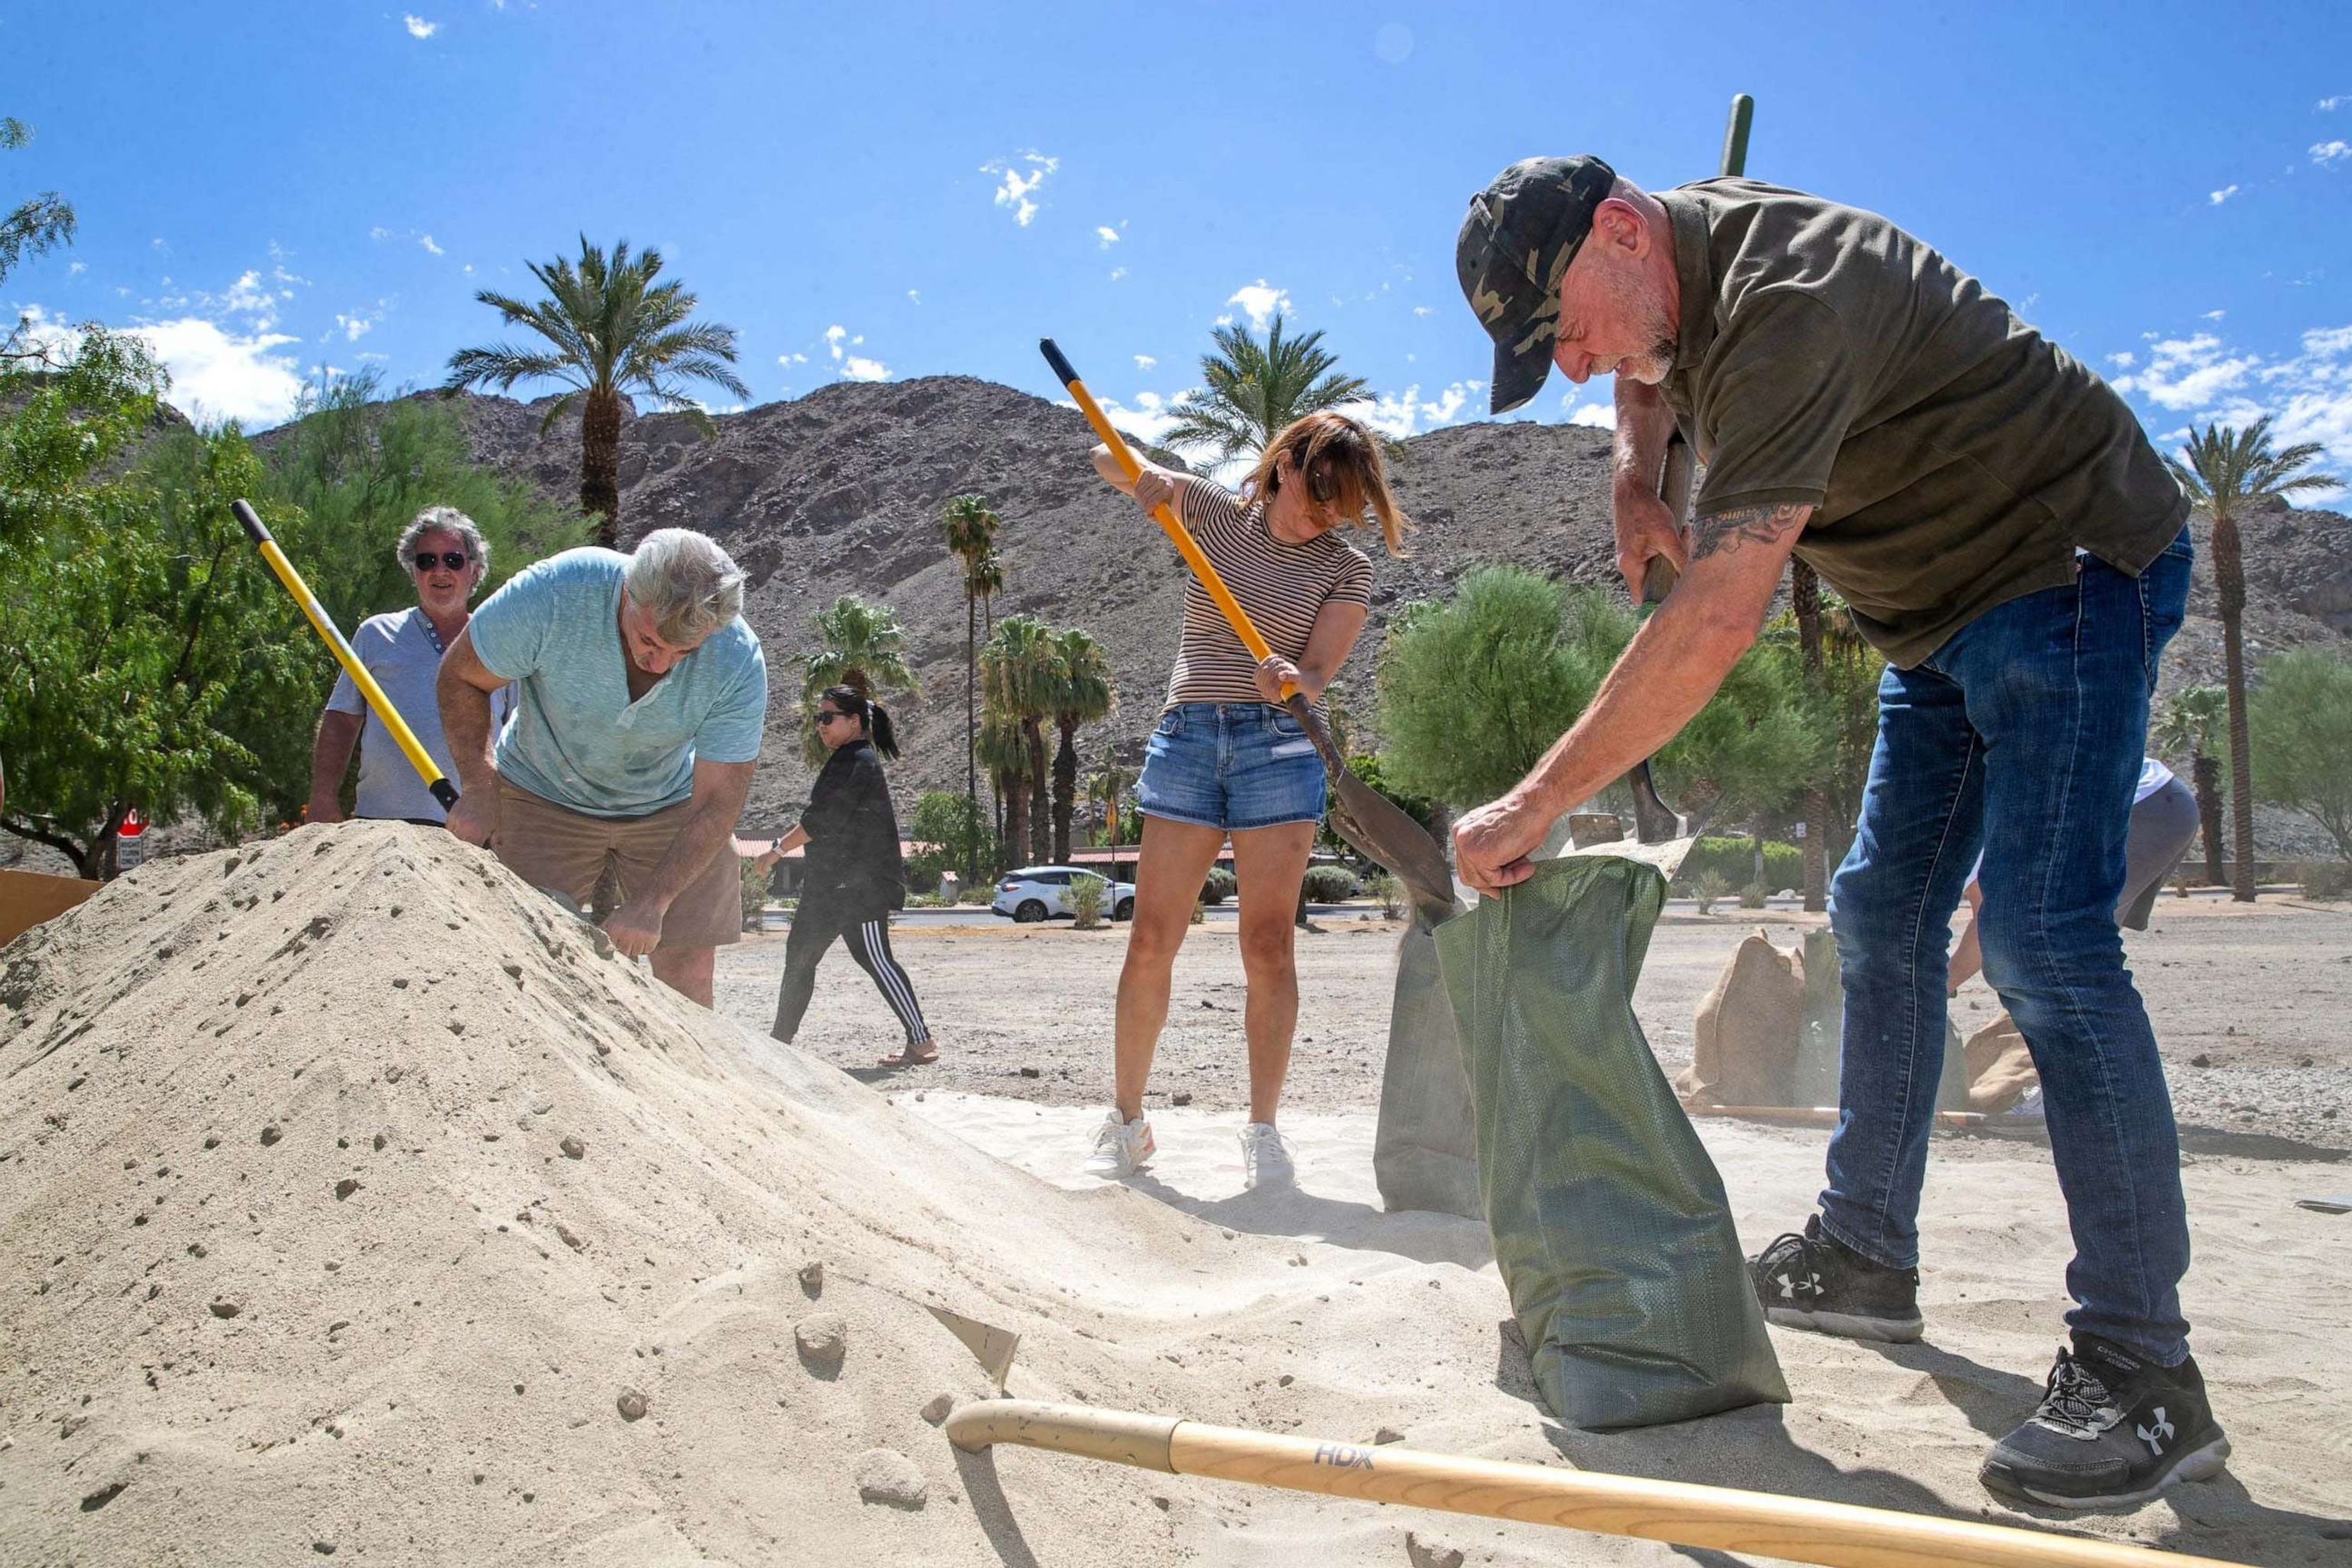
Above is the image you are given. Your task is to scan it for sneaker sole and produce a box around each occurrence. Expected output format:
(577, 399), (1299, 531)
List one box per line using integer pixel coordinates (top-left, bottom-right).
(1983, 1432), (2230, 1511)
(1765, 1305), (1924, 1344)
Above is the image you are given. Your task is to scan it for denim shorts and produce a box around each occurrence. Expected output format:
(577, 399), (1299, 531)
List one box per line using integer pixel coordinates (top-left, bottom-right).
(1136, 702), (1327, 831)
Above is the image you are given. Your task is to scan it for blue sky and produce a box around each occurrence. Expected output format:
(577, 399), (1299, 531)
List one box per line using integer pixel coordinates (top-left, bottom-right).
(6, 1), (2349, 474)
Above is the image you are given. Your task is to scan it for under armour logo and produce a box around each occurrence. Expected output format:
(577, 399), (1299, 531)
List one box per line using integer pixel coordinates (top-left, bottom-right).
(2136, 1406), (2174, 1455)
(1774, 1270), (1821, 1301)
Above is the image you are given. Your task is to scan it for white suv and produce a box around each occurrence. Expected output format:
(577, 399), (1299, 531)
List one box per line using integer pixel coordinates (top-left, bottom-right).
(992, 865), (1138, 923)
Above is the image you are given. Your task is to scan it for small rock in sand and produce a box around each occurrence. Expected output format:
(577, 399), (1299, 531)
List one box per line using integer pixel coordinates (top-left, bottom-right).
(798, 1259), (824, 1296)
(616, 1390), (649, 1422)
(1405, 1532), (1465, 1568)
(795, 1312), (848, 1366)
(334, 1178), (361, 1200)
(1172, 1091), (1193, 1107)
(259, 1124), (283, 1146)
(1276, 1374), (1294, 1387)
(1374, 1425), (1406, 1445)
(920, 1393), (955, 1425)
(208, 1298), (242, 1319)
(1152, 1494), (1171, 1511)
(854, 1447), (927, 1509)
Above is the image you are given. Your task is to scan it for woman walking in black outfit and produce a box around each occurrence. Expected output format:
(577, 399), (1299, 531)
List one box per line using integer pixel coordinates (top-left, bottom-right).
(760, 685), (936, 1065)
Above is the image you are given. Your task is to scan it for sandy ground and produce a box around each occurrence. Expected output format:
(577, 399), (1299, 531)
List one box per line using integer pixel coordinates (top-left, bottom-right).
(5, 827), (2348, 1565)
(716, 894), (2352, 1156)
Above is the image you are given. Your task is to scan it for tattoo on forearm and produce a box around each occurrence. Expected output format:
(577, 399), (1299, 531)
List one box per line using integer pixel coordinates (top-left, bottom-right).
(1690, 502), (1808, 563)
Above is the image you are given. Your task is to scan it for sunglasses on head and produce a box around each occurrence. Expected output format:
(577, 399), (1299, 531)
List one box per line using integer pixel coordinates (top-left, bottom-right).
(413, 550), (469, 572)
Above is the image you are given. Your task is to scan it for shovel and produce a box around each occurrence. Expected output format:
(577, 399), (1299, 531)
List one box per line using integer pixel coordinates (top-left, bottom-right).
(1040, 339), (1459, 920)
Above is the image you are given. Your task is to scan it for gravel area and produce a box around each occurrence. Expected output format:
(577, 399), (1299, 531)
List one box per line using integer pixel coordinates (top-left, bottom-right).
(714, 893), (2352, 1158)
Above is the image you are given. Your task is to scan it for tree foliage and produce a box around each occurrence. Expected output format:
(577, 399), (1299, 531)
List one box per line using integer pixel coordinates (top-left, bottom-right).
(1164, 315), (1370, 462)
(1047, 626), (1116, 863)
(906, 789), (999, 889)
(981, 614), (1058, 863)
(2154, 684), (2229, 885)
(2167, 416), (2342, 899)
(1375, 564), (1822, 832)
(260, 368), (590, 636)
(798, 594), (917, 766)
(0, 115), (76, 290)
(443, 237), (748, 544)
(1, 332), (324, 875)
(2249, 648), (2352, 861)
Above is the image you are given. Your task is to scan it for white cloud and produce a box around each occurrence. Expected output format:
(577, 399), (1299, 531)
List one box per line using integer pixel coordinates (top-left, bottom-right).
(1412, 305), (1432, 316)
(220, 270), (276, 320)
(2108, 351), (2137, 369)
(136, 317), (306, 428)
(1133, 354), (1156, 370)
(906, 289), (921, 305)
(982, 151), (1057, 226)
(403, 15), (438, 38)
(2202, 309), (2227, 321)
(2321, 95), (2350, 113)
(840, 356), (890, 382)
(67, 260), (86, 276)
(1096, 225), (1121, 249)
(1080, 389), (1191, 449)
(1226, 280), (1290, 333)
(1340, 382), (1482, 440)
(334, 311), (375, 341)
(824, 325), (848, 360)
(2312, 140), (2352, 166)
(777, 351), (808, 365)
(2209, 185), (2239, 204)
(419, 234), (443, 256)
(1108, 266), (1126, 283)
(2112, 321), (2352, 475)
(1568, 401), (1616, 430)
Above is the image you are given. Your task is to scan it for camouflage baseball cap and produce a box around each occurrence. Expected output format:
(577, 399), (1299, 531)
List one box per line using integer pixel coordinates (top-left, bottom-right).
(1457, 155), (1619, 413)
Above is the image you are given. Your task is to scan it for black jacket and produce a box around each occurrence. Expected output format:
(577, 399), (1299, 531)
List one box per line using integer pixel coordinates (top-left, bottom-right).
(792, 739), (905, 917)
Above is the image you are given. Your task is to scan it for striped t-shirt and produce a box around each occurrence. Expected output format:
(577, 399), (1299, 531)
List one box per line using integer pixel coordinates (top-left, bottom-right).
(1164, 476), (1374, 712)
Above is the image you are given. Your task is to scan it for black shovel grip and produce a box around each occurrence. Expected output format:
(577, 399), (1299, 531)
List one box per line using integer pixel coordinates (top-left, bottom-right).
(230, 498), (275, 546)
(1038, 338), (1080, 389)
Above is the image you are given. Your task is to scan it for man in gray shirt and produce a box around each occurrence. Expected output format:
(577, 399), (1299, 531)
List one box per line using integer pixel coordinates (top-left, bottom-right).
(308, 507), (507, 826)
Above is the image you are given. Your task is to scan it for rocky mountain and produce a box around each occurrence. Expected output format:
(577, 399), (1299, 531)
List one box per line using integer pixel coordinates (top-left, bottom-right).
(364, 381), (2352, 841)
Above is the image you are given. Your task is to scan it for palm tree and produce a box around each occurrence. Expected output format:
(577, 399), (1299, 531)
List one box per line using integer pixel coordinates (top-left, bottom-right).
(982, 614), (1059, 864)
(444, 237), (750, 548)
(975, 710), (1031, 868)
(941, 495), (1002, 884)
(800, 594), (917, 766)
(971, 547), (1004, 635)
(1086, 762), (1136, 887)
(1163, 314), (1370, 463)
(2166, 417), (2341, 901)
(2155, 685), (2230, 888)
(1047, 628), (1118, 863)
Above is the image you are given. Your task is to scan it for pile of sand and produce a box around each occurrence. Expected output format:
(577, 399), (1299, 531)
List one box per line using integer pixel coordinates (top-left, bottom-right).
(4, 824), (2343, 1565)
(0, 825), (1511, 1563)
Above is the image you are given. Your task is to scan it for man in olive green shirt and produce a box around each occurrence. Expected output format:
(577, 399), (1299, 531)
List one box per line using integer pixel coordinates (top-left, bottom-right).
(1455, 157), (2216, 1511)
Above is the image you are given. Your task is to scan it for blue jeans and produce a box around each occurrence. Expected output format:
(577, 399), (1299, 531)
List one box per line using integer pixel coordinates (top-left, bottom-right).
(1136, 702), (1328, 831)
(1821, 530), (2194, 1364)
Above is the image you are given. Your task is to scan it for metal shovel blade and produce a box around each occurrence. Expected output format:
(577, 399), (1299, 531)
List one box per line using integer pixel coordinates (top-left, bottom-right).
(1286, 694), (1460, 921)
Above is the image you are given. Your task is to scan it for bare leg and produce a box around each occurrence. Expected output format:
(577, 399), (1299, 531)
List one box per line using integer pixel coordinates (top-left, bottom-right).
(1112, 816), (1228, 1122)
(1230, 820), (1317, 1126)
(650, 945), (716, 1008)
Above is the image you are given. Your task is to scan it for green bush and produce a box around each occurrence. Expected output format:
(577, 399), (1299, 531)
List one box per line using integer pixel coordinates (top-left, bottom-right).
(1065, 874), (1107, 929)
(1200, 866), (1237, 905)
(740, 858), (769, 932)
(1690, 871), (1733, 915)
(2300, 861), (2352, 900)
(1673, 837), (1801, 893)
(1738, 881), (1769, 910)
(1301, 864), (1361, 903)
(1362, 871), (1403, 920)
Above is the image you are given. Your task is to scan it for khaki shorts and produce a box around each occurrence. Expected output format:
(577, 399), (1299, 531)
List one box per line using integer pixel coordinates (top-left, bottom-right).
(495, 779), (741, 950)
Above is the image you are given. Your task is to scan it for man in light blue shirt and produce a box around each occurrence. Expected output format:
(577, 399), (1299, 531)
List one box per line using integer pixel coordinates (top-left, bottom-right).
(439, 528), (768, 1006)
(308, 507), (508, 825)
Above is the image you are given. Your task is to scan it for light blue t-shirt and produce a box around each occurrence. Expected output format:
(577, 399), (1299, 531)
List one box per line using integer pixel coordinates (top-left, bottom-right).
(466, 547), (768, 818)
(325, 607), (511, 823)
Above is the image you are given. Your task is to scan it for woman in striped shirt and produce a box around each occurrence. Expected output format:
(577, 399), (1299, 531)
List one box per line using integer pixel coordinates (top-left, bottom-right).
(1081, 412), (1408, 1189)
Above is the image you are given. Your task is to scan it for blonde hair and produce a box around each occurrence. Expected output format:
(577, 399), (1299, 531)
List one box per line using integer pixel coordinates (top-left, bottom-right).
(1239, 410), (1410, 555)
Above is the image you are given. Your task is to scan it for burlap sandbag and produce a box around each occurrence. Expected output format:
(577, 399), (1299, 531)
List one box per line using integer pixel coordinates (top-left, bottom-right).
(1674, 929), (1803, 1109)
(1785, 932), (1972, 1114)
(1435, 856), (1788, 1429)
(1372, 906), (1483, 1220)
(1963, 1011), (2041, 1113)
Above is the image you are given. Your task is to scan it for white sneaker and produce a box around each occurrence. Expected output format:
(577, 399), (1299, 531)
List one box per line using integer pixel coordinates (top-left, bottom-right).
(1085, 1112), (1155, 1178)
(1239, 1122), (1295, 1190)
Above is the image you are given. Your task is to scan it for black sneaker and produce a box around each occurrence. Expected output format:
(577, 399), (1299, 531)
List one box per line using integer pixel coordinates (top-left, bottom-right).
(1747, 1215), (1923, 1343)
(1980, 1336), (2230, 1510)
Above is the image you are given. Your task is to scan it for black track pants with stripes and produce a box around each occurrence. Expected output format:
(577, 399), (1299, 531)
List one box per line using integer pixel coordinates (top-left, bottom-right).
(770, 899), (931, 1047)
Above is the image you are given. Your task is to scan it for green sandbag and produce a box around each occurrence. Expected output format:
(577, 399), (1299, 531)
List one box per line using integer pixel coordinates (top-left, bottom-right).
(1434, 856), (1789, 1430)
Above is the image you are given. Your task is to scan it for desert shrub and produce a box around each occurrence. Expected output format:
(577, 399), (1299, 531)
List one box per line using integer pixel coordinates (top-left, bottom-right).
(1301, 864), (1361, 903)
(1363, 871), (1403, 920)
(1675, 837), (1802, 893)
(1200, 866), (1237, 905)
(1066, 874), (1106, 929)
(1190, 897), (1207, 925)
(740, 859), (769, 932)
(2299, 861), (2352, 900)
(1690, 870), (1733, 915)
(957, 883), (995, 905)
(1738, 881), (1769, 910)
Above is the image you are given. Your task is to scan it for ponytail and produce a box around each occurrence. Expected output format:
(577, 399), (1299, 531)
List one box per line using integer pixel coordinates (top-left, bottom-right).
(819, 682), (899, 761)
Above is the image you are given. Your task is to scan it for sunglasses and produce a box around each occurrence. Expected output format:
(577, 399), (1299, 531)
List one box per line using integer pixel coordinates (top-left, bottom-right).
(816, 708), (851, 724)
(413, 550), (470, 572)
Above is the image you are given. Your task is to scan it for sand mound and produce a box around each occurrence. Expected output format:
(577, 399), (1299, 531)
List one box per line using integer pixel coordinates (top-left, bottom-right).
(0, 825), (1505, 1563)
